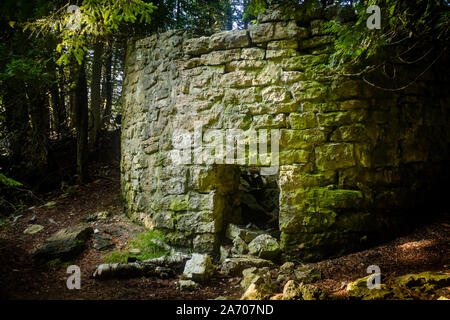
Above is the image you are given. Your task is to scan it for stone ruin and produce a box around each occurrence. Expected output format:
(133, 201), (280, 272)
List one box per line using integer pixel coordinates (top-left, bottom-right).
(121, 4), (450, 261)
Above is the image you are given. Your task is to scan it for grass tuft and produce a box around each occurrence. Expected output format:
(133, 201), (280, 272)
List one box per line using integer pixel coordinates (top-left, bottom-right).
(104, 230), (169, 263)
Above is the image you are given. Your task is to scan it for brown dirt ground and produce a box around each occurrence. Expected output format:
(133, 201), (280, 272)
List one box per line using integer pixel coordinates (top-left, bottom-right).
(0, 164), (449, 300)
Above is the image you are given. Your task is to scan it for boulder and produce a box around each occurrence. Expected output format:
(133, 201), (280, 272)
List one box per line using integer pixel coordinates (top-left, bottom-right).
(248, 234), (281, 261)
(347, 274), (395, 300)
(231, 236), (248, 255)
(283, 280), (327, 300)
(32, 225), (93, 262)
(240, 267), (271, 291)
(294, 264), (322, 284)
(183, 253), (214, 283)
(395, 271), (450, 293)
(23, 224), (44, 235)
(219, 246), (231, 264)
(93, 234), (114, 251)
(241, 270), (275, 301)
(225, 224), (263, 243)
(220, 255), (275, 276)
(179, 280), (199, 291)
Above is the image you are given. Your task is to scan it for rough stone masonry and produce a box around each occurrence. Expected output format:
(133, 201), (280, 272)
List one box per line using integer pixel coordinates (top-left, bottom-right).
(121, 4), (450, 261)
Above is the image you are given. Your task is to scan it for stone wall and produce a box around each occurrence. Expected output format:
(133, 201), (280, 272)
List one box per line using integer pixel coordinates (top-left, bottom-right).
(121, 5), (450, 261)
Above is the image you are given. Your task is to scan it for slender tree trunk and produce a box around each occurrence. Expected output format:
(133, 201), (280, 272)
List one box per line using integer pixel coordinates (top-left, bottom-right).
(48, 59), (64, 138)
(3, 79), (30, 176)
(75, 58), (89, 183)
(28, 83), (49, 177)
(102, 45), (113, 129)
(69, 62), (77, 130)
(90, 40), (103, 147)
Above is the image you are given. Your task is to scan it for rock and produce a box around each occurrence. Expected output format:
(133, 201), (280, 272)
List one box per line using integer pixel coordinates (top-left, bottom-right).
(240, 267), (272, 291)
(282, 280), (327, 300)
(280, 262), (295, 274)
(277, 262), (296, 285)
(294, 265), (322, 284)
(219, 246), (231, 264)
(29, 215), (37, 223)
(83, 211), (110, 222)
(299, 283), (327, 300)
(282, 280), (302, 300)
(209, 30), (249, 50)
(93, 234), (114, 251)
(241, 276), (274, 301)
(225, 224), (263, 243)
(270, 293), (284, 300)
(23, 224), (44, 235)
(179, 280), (199, 291)
(93, 253), (190, 279)
(395, 271), (450, 293)
(41, 201), (56, 208)
(248, 234), (281, 261)
(31, 225), (93, 262)
(346, 274), (394, 300)
(183, 36), (210, 55)
(183, 253), (214, 283)
(220, 256), (275, 276)
(231, 236), (248, 255)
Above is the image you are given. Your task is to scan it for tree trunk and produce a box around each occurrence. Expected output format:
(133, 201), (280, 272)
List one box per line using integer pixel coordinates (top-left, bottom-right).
(28, 82), (49, 178)
(3, 79), (30, 177)
(69, 62), (77, 130)
(48, 59), (65, 138)
(89, 40), (103, 147)
(102, 45), (113, 129)
(75, 58), (89, 183)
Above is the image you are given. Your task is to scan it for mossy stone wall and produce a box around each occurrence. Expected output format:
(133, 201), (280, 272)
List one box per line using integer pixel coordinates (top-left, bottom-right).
(121, 4), (450, 261)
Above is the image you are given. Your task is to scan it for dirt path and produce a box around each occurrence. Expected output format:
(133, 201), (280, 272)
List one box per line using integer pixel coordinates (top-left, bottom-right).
(0, 165), (448, 300)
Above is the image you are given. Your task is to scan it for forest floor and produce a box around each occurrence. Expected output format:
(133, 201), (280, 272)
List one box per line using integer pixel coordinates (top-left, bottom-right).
(0, 163), (449, 300)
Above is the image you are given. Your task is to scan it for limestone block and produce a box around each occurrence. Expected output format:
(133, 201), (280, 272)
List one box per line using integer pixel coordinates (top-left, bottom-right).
(249, 23), (275, 43)
(240, 47), (266, 60)
(183, 36), (210, 55)
(315, 143), (356, 171)
(262, 86), (292, 103)
(209, 30), (249, 50)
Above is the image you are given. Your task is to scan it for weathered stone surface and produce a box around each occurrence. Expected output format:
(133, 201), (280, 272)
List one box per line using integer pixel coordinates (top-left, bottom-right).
(32, 225), (93, 262)
(209, 30), (249, 50)
(315, 143), (355, 171)
(225, 224), (263, 243)
(231, 236), (249, 255)
(220, 256), (275, 276)
(241, 268), (275, 300)
(122, 3), (450, 264)
(183, 36), (210, 55)
(93, 234), (114, 251)
(24, 224), (44, 235)
(283, 280), (326, 300)
(294, 265), (322, 284)
(183, 253), (214, 283)
(249, 23), (275, 43)
(395, 272), (450, 292)
(179, 280), (199, 291)
(240, 267), (271, 290)
(248, 234), (281, 261)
